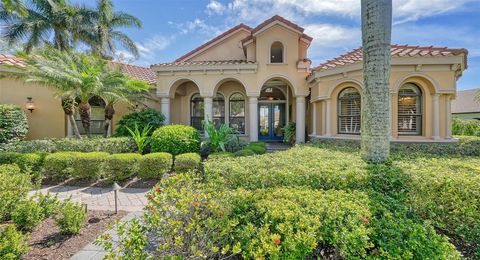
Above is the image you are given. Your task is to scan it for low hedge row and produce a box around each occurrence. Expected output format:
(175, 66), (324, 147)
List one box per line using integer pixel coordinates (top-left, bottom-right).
(1, 137), (137, 153)
(174, 153), (201, 173)
(0, 164), (31, 221)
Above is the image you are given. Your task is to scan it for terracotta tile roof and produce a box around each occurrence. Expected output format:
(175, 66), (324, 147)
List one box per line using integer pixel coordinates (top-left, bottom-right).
(109, 61), (156, 85)
(173, 24), (252, 63)
(0, 54), (27, 68)
(452, 88), (480, 114)
(314, 44), (469, 72)
(154, 60), (256, 67)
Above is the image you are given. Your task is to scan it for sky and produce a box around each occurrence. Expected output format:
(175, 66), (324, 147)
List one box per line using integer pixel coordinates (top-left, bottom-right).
(6, 0), (480, 90)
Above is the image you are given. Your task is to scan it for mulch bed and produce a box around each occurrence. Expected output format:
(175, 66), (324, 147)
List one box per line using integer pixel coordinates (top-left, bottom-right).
(437, 229), (479, 259)
(24, 210), (127, 260)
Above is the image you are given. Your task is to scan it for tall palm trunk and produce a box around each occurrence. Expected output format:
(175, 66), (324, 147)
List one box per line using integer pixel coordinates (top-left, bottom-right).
(79, 101), (92, 136)
(61, 97), (81, 138)
(104, 102), (115, 137)
(360, 0), (392, 163)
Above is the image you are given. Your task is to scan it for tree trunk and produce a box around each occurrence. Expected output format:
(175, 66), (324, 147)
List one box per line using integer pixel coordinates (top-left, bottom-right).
(360, 0), (392, 163)
(79, 101), (92, 137)
(104, 103), (115, 137)
(62, 97), (81, 138)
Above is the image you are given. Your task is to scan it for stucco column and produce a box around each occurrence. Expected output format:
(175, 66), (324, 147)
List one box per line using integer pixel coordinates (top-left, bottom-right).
(248, 96), (258, 142)
(445, 95), (452, 139)
(160, 97), (170, 125)
(432, 94), (440, 139)
(296, 96), (306, 143)
(325, 99), (332, 136)
(203, 96), (213, 121)
(312, 101), (317, 136)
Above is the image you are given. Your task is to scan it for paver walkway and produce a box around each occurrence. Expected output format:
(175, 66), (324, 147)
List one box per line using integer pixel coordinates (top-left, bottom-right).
(30, 185), (150, 212)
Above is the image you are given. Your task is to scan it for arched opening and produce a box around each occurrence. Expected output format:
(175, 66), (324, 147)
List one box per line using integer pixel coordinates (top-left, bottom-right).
(229, 93), (245, 134)
(212, 93), (225, 127)
(74, 96), (106, 135)
(398, 83), (422, 136)
(338, 87), (361, 134)
(270, 41), (284, 63)
(190, 93), (204, 130)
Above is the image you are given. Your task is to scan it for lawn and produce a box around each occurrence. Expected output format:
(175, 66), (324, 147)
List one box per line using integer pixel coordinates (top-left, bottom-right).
(97, 137), (480, 259)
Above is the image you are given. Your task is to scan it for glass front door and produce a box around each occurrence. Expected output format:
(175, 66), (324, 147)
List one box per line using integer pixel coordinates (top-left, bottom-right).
(259, 103), (286, 141)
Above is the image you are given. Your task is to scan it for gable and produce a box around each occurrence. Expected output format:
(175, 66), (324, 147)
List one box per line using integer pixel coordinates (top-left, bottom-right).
(189, 29), (251, 62)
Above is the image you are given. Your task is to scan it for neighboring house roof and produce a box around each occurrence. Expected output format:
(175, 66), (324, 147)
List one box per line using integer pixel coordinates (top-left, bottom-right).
(0, 54), (156, 85)
(452, 88), (480, 114)
(154, 60), (256, 67)
(313, 44), (469, 72)
(170, 15), (312, 64)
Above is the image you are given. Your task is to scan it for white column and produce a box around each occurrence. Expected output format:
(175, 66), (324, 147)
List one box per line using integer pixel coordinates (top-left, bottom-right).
(325, 99), (332, 136)
(248, 96), (258, 142)
(445, 95), (452, 139)
(160, 97), (170, 125)
(312, 102), (317, 136)
(432, 94), (440, 139)
(296, 96), (306, 143)
(203, 96), (213, 121)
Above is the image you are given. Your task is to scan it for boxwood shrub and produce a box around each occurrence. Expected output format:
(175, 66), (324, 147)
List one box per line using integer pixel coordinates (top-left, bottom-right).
(0, 164), (31, 221)
(0, 224), (30, 259)
(245, 144), (267, 154)
(11, 199), (44, 231)
(103, 153), (142, 182)
(208, 152), (234, 160)
(151, 125), (200, 156)
(43, 152), (76, 181)
(233, 148), (255, 157)
(0, 104), (28, 145)
(115, 108), (165, 137)
(174, 153), (201, 173)
(71, 152), (109, 180)
(0, 152), (44, 175)
(138, 153), (172, 179)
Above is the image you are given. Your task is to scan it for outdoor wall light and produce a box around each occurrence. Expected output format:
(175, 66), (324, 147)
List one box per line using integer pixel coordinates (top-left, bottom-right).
(25, 97), (35, 113)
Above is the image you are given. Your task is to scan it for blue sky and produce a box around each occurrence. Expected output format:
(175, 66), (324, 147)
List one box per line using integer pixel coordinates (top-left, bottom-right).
(7, 0), (480, 90)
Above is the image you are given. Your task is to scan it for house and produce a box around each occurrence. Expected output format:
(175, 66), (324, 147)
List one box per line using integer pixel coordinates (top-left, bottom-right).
(0, 15), (468, 142)
(451, 89), (480, 120)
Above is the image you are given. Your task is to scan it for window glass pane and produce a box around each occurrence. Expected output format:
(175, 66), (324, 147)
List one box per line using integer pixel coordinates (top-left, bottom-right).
(398, 83), (422, 135)
(271, 42), (283, 63)
(191, 93), (204, 130)
(74, 96), (106, 135)
(229, 93), (245, 134)
(338, 87), (361, 134)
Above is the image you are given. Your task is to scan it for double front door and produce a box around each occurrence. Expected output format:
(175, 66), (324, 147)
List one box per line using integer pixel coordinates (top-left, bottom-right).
(259, 103), (286, 141)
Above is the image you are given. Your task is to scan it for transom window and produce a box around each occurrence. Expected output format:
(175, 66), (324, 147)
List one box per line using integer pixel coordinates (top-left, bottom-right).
(398, 83), (422, 136)
(190, 93), (204, 130)
(338, 87), (361, 134)
(213, 93), (225, 127)
(74, 96), (106, 135)
(229, 93), (245, 134)
(270, 41), (283, 63)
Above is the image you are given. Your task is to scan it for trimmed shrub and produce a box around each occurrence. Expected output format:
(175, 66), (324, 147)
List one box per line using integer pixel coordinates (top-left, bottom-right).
(174, 153), (201, 173)
(0, 224), (29, 259)
(55, 201), (86, 235)
(37, 193), (59, 218)
(245, 144), (267, 154)
(151, 125), (200, 156)
(3, 137), (136, 153)
(0, 152), (44, 184)
(0, 104), (28, 145)
(115, 108), (165, 137)
(103, 153), (141, 182)
(0, 164), (31, 221)
(12, 199), (44, 231)
(138, 153), (172, 179)
(43, 152), (76, 181)
(224, 137), (248, 153)
(233, 148), (255, 157)
(249, 141), (266, 148)
(208, 152), (234, 160)
(71, 152), (109, 180)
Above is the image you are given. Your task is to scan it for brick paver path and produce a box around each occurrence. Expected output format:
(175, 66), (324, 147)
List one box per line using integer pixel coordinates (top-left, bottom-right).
(30, 185), (150, 212)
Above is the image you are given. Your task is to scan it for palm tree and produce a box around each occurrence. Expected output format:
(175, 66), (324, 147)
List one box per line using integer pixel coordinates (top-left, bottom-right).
(360, 0), (392, 163)
(1, 0), (26, 16)
(81, 0), (141, 59)
(0, 0), (91, 53)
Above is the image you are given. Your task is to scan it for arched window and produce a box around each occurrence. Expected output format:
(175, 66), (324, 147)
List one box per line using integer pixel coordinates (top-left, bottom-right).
(213, 93), (225, 127)
(75, 96), (106, 135)
(229, 93), (245, 134)
(338, 87), (361, 134)
(398, 83), (422, 135)
(270, 41), (283, 63)
(190, 93), (204, 130)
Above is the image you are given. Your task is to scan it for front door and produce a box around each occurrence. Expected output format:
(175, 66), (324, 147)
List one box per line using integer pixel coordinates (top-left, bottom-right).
(259, 103), (286, 141)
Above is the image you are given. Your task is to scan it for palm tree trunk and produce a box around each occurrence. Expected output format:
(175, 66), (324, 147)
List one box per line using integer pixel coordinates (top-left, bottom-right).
(62, 97), (81, 138)
(104, 103), (115, 137)
(68, 114), (81, 138)
(360, 0), (392, 163)
(79, 101), (92, 137)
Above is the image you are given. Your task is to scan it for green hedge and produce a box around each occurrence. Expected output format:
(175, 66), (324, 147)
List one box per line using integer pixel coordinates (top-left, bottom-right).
(0, 104), (28, 145)
(43, 152), (76, 181)
(103, 153), (142, 182)
(2, 137), (136, 153)
(0, 224), (30, 259)
(208, 152), (234, 160)
(151, 125), (200, 156)
(71, 152), (109, 180)
(115, 108), (165, 137)
(0, 164), (31, 221)
(0, 152), (44, 174)
(452, 117), (480, 136)
(245, 144), (267, 154)
(233, 148), (255, 157)
(138, 153), (172, 179)
(174, 153), (201, 173)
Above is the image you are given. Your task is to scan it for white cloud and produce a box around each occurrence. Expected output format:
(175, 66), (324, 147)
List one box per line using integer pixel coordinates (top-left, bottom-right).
(206, 0), (227, 15)
(179, 18), (224, 37)
(125, 35), (174, 66)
